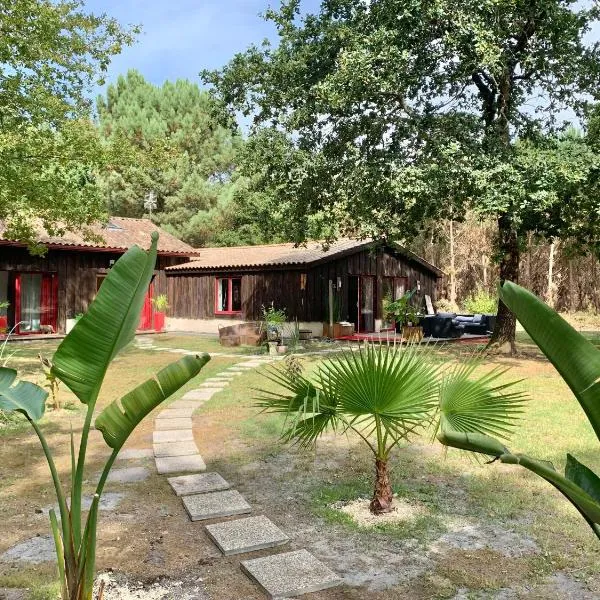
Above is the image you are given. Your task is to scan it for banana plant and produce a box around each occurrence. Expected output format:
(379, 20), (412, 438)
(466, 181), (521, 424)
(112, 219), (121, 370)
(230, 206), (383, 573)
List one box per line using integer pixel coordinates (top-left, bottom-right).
(438, 280), (600, 540)
(0, 233), (210, 599)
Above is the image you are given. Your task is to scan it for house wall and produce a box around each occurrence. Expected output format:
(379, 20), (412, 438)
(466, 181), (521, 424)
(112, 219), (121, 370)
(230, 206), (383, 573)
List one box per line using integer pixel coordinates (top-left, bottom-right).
(166, 246), (441, 331)
(0, 246), (184, 333)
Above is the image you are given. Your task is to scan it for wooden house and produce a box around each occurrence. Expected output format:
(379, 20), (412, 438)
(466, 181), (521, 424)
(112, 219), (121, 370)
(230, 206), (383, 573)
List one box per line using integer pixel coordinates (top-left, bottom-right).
(0, 217), (197, 336)
(165, 239), (443, 336)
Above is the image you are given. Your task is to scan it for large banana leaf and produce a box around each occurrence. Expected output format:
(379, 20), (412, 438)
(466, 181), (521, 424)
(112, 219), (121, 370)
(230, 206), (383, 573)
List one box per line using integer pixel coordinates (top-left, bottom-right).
(500, 280), (600, 441)
(95, 353), (209, 449)
(0, 367), (48, 421)
(437, 428), (600, 538)
(51, 234), (158, 406)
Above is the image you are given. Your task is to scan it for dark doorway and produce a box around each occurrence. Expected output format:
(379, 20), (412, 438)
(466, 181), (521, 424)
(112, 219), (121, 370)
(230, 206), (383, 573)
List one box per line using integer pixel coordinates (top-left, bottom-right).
(347, 276), (359, 329)
(347, 275), (375, 333)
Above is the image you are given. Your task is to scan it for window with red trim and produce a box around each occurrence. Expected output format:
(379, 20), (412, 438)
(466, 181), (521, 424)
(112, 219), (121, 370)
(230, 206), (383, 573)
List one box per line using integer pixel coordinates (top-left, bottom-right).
(215, 277), (242, 314)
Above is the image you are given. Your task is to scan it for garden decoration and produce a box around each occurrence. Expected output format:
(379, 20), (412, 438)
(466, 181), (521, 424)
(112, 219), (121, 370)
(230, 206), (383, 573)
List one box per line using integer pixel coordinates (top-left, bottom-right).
(0, 234), (210, 599)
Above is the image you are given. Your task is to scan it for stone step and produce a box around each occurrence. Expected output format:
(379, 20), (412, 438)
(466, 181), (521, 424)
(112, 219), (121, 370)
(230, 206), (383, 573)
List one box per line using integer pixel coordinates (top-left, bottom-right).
(155, 454), (206, 475)
(153, 429), (194, 444)
(154, 418), (192, 430)
(182, 489), (251, 521)
(168, 472), (231, 496)
(153, 441), (199, 457)
(155, 408), (195, 419)
(182, 390), (215, 401)
(168, 400), (203, 409)
(205, 515), (289, 556)
(240, 549), (342, 599)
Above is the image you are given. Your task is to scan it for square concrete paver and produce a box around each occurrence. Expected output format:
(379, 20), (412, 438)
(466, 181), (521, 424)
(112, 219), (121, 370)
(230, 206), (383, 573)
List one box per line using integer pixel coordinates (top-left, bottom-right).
(155, 455), (206, 475)
(182, 489), (251, 521)
(199, 383), (226, 389)
(155, 408), (195, 419)
(153, 441), (199, 457)
(153, 429), (194, 443)
(169, 400), (203, 409)
(154, 418), (192, 430)
(206, 515), (289, 556)
(168, 472), (231, 496)
(240, 549), (341, 599)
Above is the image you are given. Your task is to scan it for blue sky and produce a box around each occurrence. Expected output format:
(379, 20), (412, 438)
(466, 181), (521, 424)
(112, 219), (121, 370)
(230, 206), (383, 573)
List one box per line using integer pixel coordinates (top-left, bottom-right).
(85, 0), (599, 127)
(85, 0), (321, 97)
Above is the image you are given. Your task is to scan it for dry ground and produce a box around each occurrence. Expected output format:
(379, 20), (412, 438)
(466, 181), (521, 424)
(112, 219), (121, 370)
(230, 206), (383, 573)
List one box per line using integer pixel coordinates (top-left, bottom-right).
(1, 332), (600, 599)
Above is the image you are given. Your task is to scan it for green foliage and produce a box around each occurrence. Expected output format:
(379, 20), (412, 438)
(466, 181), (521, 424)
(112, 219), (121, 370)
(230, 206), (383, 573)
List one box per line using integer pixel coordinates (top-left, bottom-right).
(463, 289), (498, 315)
(438, 281), (600, 540)
(0, 235), (210, 599)
(0, 1), (138, 246)
(434, 298), (459, 314)
(382, 290), (419, 326)
(205, 0), (600, 342)
(96, 70), (267, 247)
(261, 303), (287, 326)
(257, 344), (524, 513)
(151, 294), (169, 312)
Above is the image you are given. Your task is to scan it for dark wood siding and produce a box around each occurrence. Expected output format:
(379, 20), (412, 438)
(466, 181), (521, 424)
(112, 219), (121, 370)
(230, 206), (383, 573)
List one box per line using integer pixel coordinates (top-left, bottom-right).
(167, 245), (441, 322)
(0, 246), (185, 333)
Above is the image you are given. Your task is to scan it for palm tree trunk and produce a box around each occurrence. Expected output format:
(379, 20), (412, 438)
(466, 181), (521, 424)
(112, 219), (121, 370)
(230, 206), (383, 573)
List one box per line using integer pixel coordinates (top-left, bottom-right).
(370, 458), (393, 514)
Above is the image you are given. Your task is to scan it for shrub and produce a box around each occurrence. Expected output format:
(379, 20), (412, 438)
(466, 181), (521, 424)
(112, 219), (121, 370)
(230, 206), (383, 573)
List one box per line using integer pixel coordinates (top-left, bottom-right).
(463, 289), (497, 314)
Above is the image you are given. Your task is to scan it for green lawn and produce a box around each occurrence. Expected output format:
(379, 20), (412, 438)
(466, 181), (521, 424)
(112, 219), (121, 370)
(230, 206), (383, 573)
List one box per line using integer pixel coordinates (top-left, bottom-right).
(2, 333), (600, 598)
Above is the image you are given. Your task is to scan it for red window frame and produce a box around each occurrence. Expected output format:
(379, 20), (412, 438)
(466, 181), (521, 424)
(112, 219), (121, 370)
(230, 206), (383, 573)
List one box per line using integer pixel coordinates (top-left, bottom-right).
(14, 272), (59, 335)
(214, 276), (242, 315)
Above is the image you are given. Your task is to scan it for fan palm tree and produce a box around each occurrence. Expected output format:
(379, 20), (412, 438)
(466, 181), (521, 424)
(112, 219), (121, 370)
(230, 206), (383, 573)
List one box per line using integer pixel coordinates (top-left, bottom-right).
(257, 344), (525, 514)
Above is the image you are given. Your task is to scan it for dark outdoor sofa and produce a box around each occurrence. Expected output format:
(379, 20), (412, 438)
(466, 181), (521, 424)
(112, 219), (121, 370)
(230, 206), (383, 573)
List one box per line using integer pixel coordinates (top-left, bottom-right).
(421, 313), (496, 339)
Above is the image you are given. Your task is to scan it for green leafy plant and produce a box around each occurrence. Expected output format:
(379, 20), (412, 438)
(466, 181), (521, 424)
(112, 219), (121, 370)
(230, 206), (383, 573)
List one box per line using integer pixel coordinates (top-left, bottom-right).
(434, 298), (459, 314)
(463, 289), (497, 315)
(151, 294), (169, 312)
(382, 289), (419, 326)
(257, 344), (525, 514)
(0, 234), (210, 599)
(39, 355), (61, 410)
(438, 280), (600, 540)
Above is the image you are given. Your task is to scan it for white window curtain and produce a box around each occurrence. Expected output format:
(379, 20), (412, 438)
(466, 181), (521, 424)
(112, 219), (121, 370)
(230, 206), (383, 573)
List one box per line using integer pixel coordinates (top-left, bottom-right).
(21, 274), (42, 332)
(218, 278), (229, 312)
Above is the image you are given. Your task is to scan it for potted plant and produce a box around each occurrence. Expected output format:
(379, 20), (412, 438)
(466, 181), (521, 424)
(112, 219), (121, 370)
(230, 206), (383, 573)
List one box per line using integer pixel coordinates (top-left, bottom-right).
(383, 290), (423, 339)
(261, 303), (287, 341)
(152, 294), (169, 332)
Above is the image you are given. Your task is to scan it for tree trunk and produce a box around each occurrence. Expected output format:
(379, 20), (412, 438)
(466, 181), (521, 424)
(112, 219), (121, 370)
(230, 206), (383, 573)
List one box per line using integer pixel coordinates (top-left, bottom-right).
(489, 215), (519, 354)
(370, 458), (393, 514)
(546, 241), (556, 309)
(449, 219), (457, 306)
(568, 259), (576, 312)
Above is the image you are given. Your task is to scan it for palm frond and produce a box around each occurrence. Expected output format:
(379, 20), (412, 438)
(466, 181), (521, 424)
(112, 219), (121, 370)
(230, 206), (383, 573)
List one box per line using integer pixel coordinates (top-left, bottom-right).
(438, 358), (528, 441)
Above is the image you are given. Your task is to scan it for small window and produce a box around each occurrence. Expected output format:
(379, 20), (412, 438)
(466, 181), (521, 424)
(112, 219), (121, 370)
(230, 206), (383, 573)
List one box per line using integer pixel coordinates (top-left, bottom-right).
(215, 277), (242, 314)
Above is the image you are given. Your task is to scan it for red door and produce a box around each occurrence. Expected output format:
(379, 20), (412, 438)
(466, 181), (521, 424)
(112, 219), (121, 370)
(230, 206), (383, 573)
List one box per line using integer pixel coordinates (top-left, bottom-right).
(139, 282), (155, 331)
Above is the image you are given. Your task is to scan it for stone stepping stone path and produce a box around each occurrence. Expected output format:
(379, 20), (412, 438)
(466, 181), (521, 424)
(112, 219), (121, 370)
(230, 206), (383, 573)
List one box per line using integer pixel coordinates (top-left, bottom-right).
(147, 356), (341, 598)
(182, 489), (252, 521)
(241, 550), (342, 599)
(168, 472), (231, 496)
(206, 515), (289, 556)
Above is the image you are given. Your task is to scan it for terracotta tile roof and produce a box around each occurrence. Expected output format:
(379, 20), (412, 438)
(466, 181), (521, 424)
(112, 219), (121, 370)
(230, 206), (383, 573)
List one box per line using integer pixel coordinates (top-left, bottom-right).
(166, 238), (443, 276)
(0, 217), (199, 256)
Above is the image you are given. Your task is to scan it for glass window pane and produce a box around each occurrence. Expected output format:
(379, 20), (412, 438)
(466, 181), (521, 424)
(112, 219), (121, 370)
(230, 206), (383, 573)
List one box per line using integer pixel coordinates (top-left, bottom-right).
(217, 278), (229, 311)
(21, 273), (42, 332)
(231, 279), (241, 312)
